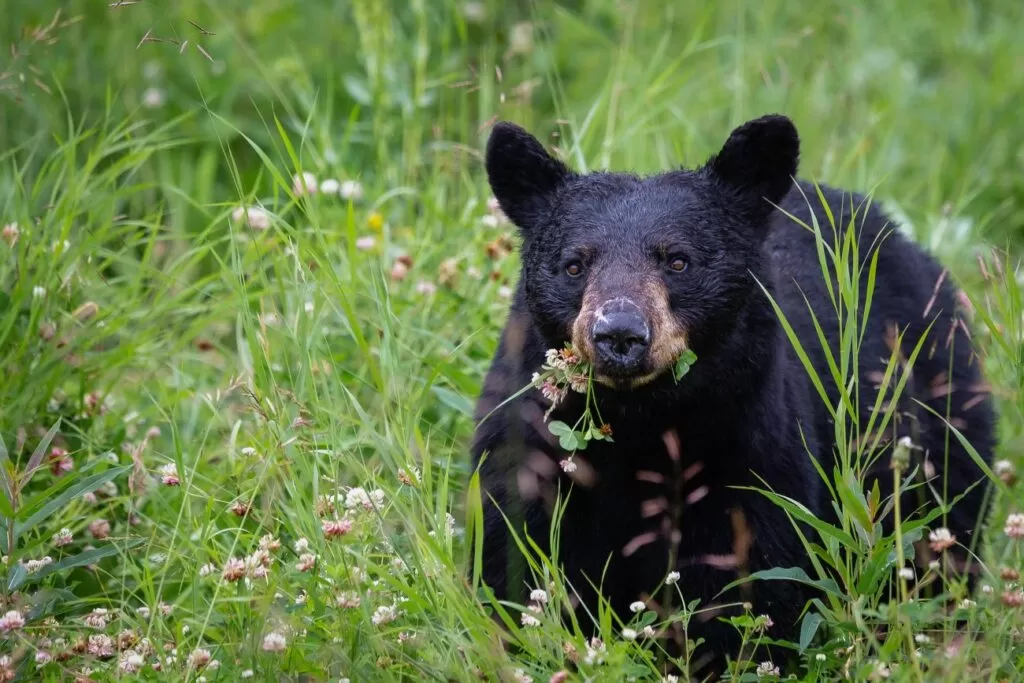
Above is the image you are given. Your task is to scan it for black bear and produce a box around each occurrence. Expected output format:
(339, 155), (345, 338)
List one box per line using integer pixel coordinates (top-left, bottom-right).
(470, 114), (996, 676)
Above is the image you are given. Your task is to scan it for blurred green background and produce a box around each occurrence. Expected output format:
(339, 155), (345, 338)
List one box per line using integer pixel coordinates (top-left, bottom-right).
(4, 0), (1023, 253)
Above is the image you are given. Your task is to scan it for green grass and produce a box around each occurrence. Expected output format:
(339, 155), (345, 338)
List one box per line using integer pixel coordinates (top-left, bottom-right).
(1, 0), (1024, 680)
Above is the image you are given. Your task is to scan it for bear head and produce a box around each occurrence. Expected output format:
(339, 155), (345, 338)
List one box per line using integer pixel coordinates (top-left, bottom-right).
(485, 114), (800, 393)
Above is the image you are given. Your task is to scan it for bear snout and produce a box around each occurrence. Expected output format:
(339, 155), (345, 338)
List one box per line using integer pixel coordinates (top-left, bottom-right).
(591, 298), (651, 373)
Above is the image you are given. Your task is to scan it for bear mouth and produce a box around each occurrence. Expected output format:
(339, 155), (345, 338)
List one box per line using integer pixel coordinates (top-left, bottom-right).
(593, 367), (664, 391)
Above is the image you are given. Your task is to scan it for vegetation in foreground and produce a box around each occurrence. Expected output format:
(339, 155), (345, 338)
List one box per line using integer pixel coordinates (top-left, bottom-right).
(1, 1), (1024, 680)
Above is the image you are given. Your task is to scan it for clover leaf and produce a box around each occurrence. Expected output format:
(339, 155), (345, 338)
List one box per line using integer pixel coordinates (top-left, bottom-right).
(673, 348), (698, 382)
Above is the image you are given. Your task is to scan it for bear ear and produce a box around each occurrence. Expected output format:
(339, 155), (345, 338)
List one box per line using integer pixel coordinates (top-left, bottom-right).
(486, 122), (573, 234)
(704, 114), (800, 214)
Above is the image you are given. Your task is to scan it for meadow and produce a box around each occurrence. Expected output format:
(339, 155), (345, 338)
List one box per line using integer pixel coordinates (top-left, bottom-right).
(1, 1), (1024, 680)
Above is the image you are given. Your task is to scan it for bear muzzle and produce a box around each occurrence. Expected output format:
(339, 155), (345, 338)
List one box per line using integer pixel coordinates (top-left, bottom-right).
(591, 297), (651, 376)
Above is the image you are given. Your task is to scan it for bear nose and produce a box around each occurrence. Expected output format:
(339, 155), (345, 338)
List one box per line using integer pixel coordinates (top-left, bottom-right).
(592, 301), (650, 371)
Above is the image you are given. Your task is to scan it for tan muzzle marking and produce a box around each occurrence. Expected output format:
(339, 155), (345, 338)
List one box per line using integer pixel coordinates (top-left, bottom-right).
(569, 276), (689, 386)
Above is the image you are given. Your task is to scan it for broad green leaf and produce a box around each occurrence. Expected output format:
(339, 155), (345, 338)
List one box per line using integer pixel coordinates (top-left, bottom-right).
(0, 433), (13, 519)
(559, 431), (581, 452)
(720, 566), (844, 601)
(799, 612), (824, 653)
(11, 539), (145, 590)
(737, 486), (858, 548)
(16, 465), (130, 537)
(673, 348), (697, 381)
(15, 458), (104, 525)
(25, 587), (77, 621)
(25, 418), (62, 477)
(835, 470), (873, 541)
(547, 421), (572, 436)
(5, 562), (26, 592)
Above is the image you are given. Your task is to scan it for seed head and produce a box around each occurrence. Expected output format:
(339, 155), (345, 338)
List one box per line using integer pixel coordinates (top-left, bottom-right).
(89, 519), (111, 540)
(391, 259), (410, 281)
(142, 87), (165, 108)
(296, 553), (317, 572)
(187, 648), (212, 670)
(928, 527), (956, 552)
(583, 637), (606, 666)
(1002, 589), (1024, 607)
(52, 528), (74, 548)
(231, 206), (272, 231)
(994, 459), (1017, 485)
(24, 556), (54, 573)
(119, 649), (145, 674)
(39, 320), (57, 341)
(259, 534), (281, 552)
(71, 303), (99, 325)
(754, 614), (774, 634)
(340, 180), (364, 201)
(1005, 513), (1024, 539)
(322, 518), (353, 538)
(88, 633), (116, 658)
(0, 611), (25, 632)
(1, 223), (18, 247)
(221, 558), (246, 582)
(372, 604), (400, 626)
(336, 592), (360, 609)
(50, 447), (73, 477)
(292, 172), (318, 196)
(262, 632), (287, 652)
(520, 613), (540, 628)
(397, 467), (420, 486)
(159, 463), (180, 486)
(83, 608), (110, 629)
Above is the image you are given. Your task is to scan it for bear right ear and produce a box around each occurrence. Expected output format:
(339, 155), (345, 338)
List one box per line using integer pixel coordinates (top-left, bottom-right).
(704, 114), (800, 216)
(485, 122), (573, 234)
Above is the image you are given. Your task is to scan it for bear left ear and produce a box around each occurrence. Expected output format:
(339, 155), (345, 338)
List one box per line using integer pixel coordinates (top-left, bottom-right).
(704, 114), (800, 214)
(486, 122), (574, 235)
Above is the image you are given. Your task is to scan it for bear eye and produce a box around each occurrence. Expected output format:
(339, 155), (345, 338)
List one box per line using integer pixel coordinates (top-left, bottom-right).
(668, 257), (688, 273)
(565, 261), (584, 278)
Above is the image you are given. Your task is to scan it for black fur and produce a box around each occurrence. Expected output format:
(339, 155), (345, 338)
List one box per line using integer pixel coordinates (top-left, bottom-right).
(471, 115), (996, 675)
